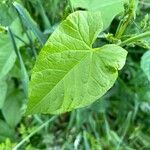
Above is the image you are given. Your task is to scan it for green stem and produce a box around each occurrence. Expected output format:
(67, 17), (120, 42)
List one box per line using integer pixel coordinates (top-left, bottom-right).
(8, 27), (29, 99)
(116, 112), (132, 150)
(12, 116), (57, 150)
(13, 2), (46, 46)
(83, 131), (90, 150)
(103, 112), (110, 141)
(115, 0), (136, 38)
(119, 31), (150, 47)
(26, 30), (37, 58)
(13, 33), (29, 46)
(68, 0), (74, 12)
(36, 0), (51, 29)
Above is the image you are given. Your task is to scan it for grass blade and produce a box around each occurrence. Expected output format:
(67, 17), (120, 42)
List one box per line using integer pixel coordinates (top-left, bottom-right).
(8, 27), (29, 99)
(13, 2), (46, 46)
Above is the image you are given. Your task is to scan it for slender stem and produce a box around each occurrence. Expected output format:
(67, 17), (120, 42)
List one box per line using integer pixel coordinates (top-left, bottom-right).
(13, 2), (46, 46)
(115, 0), (136, 38)
(37, 0), (51, 29)
(13, 33), (29, 46)
(26, 31), (37, 58)
(68, 0), (74, 12)
(8, 27), (29, 99)
(83, 131), (90, 150)
(119, 31), (150, 47)
(13, 116), (57, 150)
(116, 112), (132, 150)
(103, 112), (110, 141)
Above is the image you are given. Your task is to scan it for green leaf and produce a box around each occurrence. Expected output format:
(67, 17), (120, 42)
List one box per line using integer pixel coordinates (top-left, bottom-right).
(2, 91), (24, 128)
(0, 119), (15, 142)
(0, 33), (16, 80)
(0, 80), (7, 109)
(70, 0), (126, 30)
(0, 1), (17, 26)
(0, 18), (28, 80)
(13, 2), (46, 45)
(141, 51), (150, 81)
(26, 11), (127, 115)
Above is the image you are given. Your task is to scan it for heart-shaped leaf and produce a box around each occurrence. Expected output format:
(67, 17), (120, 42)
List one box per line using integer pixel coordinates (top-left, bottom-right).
(26, 11), (127, 115)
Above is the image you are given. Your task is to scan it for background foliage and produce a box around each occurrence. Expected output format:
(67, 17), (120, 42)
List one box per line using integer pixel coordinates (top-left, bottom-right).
(0, 0), (150, 149)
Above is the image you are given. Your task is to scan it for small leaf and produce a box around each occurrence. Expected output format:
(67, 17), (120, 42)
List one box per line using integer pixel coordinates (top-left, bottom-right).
(70, 0), (126, 30)
(26, 11), (127, 115)
(0, 18), (29, 80)
(0, 80), (7, 109)
(2, 91), (24, 128)
(0, 33), (16, 80)
(0, 119), (15, 142)
(141, 51), (150, 81)
(0, 2), (17, 26)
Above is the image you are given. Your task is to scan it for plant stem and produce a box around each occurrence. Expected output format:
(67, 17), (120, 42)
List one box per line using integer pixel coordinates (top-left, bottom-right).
(26, 30), (37, 58)
(116, 112), (132, 150)
(68, 0), (74, 12)
(8, 27), (29, 99)
(36, 0), (51, 29)
(115, 0), (136, 38)
(13, 2), (46, 46)
(13, 34), (29, 46)
(12, 116), (57, 150)
(119, 31), (150, 47)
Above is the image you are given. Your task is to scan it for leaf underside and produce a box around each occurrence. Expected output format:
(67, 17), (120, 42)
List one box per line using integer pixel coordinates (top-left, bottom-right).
(26, 11), (127, 115)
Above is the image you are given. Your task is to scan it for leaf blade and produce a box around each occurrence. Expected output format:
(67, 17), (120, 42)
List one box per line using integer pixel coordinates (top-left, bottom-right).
(0, 80), (7, 109)
(26, 11), (127, 115)
(141, 51), (150, 81)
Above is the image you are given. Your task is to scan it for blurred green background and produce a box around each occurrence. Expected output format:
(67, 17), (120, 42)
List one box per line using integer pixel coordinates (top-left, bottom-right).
(0, 0), (150, 149)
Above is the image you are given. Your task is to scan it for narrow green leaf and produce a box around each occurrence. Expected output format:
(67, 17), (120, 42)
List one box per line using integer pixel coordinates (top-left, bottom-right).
(26, 11), (127, 115)
(0, 80), (7, 109)
(13, 2), (46, 45)
(0, 119), (15, 142)
(8, 27), (29, 99)
(0, 32), (16, 80)
(141, 51), (150, 81)
(0, 18), (28, 80)
(70, 0), (126, 30)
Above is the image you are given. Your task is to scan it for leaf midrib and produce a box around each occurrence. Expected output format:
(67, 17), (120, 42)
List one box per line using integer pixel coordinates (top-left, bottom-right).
(28, 50), (94, 113)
